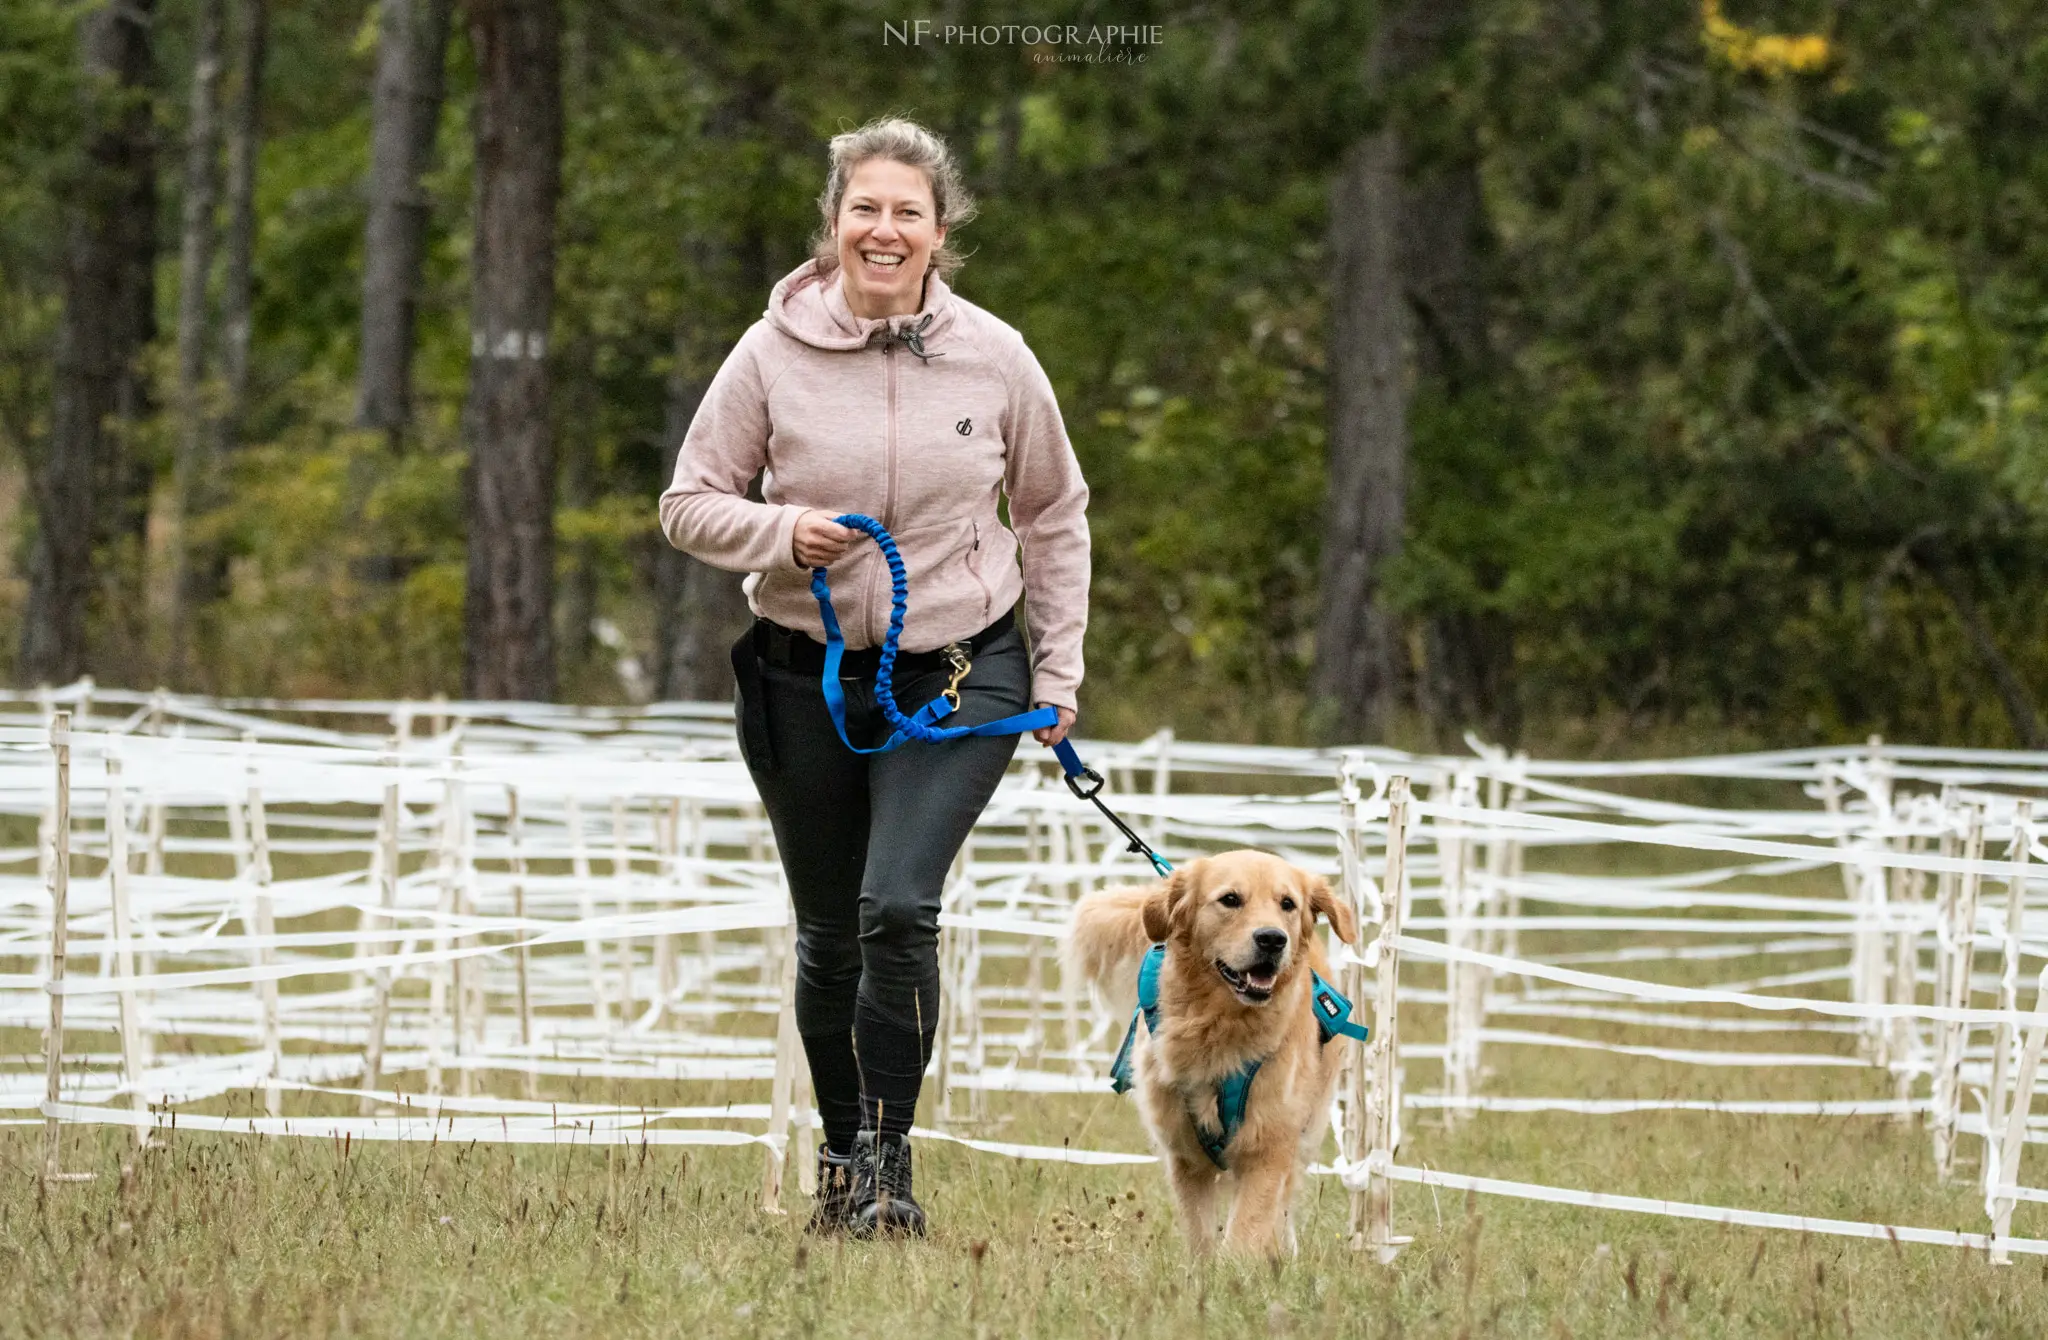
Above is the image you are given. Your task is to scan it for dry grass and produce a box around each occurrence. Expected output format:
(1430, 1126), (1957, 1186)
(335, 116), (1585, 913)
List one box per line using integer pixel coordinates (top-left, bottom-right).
(0, 1090), (2039, 1340)
(6, 1012), (2048, 1338)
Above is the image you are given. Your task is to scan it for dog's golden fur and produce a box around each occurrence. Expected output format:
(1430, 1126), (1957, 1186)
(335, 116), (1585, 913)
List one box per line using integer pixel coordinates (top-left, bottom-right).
(1065, 850), (1358, 1259)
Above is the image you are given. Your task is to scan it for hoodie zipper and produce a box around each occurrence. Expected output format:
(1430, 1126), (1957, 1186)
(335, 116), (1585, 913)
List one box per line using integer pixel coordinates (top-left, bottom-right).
(875, 338), (899, 647)
(883, 339), (900, 528)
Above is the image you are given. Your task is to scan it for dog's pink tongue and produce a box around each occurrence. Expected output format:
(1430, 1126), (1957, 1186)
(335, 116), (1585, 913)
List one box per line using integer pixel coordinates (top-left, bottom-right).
(1246, 967), (1276, 989)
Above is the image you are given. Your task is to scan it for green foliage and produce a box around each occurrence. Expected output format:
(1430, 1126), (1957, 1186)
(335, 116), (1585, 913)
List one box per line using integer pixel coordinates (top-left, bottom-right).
(193, 368), (470, 697)
(3, 0), (2046, 747)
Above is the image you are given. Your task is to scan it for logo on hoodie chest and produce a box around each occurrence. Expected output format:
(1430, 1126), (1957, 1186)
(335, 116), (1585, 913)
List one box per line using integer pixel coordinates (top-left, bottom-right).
(955, 418), (973, 436)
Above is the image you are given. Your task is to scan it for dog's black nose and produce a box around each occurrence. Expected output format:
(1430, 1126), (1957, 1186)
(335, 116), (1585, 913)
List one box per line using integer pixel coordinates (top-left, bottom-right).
(1253, 928), (1288, 956)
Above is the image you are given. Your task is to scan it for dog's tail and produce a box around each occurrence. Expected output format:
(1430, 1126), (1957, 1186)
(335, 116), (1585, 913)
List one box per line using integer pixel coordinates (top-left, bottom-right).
(1063, 883), (1158, 1016)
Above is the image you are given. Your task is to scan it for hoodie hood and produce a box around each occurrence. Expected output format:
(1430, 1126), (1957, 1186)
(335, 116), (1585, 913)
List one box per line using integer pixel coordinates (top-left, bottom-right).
(765, 257), (959, 352)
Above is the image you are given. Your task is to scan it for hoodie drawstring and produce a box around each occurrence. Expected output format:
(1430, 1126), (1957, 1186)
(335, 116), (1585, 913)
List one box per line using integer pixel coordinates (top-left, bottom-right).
(898, 312), (940, 362)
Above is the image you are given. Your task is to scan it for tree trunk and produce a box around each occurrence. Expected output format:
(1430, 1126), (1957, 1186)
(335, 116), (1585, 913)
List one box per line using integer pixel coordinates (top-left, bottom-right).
(216, 0), (267, 448)
(23, 1), (158, 685)
(1314, 123), (1408, 741)
(1314, 0), (1483, 742)
(170, 0), (225, 678)
(1401, 135), (1497, 734)
(356, 0), (453, 439)
(461, 0), (561, 701)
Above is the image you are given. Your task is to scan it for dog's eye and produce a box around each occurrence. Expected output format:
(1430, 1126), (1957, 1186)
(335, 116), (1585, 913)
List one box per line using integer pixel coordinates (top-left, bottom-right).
(1218, 891), (1241, 908)
(1279, 896), (1297, 912)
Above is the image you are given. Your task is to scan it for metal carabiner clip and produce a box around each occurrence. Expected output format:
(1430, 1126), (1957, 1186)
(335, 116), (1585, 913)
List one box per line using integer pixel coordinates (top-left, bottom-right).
(940, 642), (972, 713)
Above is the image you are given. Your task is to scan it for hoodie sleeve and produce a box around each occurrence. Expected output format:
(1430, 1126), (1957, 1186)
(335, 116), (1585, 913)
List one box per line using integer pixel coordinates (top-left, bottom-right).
(658, 323), (808, 575)
(1000, 336), (1091, 713)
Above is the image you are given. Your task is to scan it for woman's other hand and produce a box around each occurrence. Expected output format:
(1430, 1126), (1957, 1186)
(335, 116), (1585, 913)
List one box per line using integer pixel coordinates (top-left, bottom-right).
(792, 510), (859, 568)
(1033, 704), (1077, 748)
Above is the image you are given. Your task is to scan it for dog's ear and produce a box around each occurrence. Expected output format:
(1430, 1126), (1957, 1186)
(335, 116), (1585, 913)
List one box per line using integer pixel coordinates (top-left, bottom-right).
(1141, 861), (1201, 943)
(1307, 875), (1358, 945)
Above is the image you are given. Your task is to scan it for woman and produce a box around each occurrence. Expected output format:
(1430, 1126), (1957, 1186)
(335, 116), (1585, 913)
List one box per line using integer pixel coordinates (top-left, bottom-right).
(659, 117), (1090, 1238)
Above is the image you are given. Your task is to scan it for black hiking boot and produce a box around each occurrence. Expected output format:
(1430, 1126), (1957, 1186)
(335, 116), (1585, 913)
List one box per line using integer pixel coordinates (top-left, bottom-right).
(805, 1146), (856, 1235)
(848, 1130), (927, 1239)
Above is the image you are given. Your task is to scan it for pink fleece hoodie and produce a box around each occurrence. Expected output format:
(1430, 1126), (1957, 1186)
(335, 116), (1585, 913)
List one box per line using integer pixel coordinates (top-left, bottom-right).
(659, 259), (1091, 710)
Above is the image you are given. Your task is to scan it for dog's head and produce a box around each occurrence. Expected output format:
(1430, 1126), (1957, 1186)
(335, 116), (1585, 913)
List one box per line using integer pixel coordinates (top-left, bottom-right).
(1141, 851), (1357, 1005)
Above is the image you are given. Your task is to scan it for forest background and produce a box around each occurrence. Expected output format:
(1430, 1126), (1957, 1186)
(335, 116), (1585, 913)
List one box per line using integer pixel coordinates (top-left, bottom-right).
(2, 0), (2044, 754)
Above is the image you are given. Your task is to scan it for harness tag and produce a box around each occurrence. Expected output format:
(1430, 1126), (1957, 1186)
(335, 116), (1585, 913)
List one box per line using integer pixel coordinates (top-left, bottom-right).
(1311, 972), (1370, 1043)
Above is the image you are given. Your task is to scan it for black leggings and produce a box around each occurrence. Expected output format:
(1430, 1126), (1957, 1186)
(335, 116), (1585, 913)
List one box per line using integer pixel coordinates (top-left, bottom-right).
(737, 620), (1028, 1150)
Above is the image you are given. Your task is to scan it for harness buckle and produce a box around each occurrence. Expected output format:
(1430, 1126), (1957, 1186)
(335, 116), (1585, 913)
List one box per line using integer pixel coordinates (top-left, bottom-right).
(941, 642), (972, 712)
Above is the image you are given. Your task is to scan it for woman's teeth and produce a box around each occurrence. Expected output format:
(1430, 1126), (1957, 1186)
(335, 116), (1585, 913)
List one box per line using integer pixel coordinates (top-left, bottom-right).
(862, 252), (905, 270)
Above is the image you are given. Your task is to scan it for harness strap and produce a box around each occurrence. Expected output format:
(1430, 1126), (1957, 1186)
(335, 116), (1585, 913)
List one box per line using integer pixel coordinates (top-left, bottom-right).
(1107, 943), (1369, 1171)
(810, 513), (1056, 755)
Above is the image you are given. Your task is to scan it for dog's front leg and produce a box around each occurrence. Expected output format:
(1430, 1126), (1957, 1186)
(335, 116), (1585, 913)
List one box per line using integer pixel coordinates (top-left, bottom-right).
(1165, 1154), (1222, 1255)
(1221, 1145), (1297, 1260)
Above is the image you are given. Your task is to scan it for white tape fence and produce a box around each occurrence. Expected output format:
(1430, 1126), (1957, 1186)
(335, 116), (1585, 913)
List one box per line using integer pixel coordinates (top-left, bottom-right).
(4, 681), (2047, 1258)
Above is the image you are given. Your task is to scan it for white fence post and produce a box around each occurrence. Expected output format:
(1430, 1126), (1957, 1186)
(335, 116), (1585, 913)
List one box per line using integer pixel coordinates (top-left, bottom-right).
(507, 785), (537, 1098)
(41, 711), (92, 1182)
(1987, 799), (2033, 1178)
(1934, 804), (1984, 1179)
(244, 760), (283, 1118)
(105, 754), (153, 1144)
(761, 920), (802, 1213)
(1990, 961), (2048, 1265)
(1353, 773), (1411, 1258)
(360, 745), (401, 1114)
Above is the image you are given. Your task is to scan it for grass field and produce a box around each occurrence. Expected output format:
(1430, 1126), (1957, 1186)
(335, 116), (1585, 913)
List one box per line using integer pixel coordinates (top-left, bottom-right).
(10, 944), (2048, 1339)
(7, 798), (2046, 1338)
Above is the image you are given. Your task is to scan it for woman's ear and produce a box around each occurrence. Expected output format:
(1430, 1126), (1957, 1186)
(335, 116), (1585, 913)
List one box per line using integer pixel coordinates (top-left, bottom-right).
(1308, 875), (1358, 946)
(1141, 861), (1201, 943)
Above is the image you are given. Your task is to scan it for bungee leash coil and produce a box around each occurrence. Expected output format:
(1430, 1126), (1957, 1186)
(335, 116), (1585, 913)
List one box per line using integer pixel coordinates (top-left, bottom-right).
(810, 516), (1175, 883)
(809, 513), (1056, 755)
(812, 513), (1174, 874)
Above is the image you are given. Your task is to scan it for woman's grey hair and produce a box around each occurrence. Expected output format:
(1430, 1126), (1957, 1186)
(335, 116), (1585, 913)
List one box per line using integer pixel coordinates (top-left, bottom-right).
(811, 116), (978, 283)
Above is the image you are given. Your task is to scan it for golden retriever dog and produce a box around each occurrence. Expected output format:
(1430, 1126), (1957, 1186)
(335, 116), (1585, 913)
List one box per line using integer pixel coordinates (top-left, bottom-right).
(1065, 850), (1359, 1259)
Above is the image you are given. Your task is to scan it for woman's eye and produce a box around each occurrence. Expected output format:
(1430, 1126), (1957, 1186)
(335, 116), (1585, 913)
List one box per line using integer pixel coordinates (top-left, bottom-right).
(1218, 892), (1241, 908)
(1280, 897), (1296, 912)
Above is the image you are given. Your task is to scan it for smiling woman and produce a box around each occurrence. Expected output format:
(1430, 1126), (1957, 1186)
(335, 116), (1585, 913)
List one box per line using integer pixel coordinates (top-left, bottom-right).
(828, 158), (951, 318)
(808, 119), (978, 311)
(658, 116), (1092, 1244)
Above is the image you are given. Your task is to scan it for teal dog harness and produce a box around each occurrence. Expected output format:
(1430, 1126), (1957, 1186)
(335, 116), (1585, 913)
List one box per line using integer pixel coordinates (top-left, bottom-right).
(1107, 943), (1368, 1169)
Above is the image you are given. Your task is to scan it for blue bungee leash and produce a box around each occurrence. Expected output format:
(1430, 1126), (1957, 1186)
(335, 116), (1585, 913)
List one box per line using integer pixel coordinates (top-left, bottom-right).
(810, 512), (1173, 876)
(809, 513), (1057, 755)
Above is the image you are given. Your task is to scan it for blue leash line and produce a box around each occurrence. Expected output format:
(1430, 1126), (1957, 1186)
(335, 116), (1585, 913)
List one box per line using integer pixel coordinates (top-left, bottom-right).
(809, 513), (1170, 875)
(1050, 737), (1174, 877)
(809, 513), (1057, 755)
